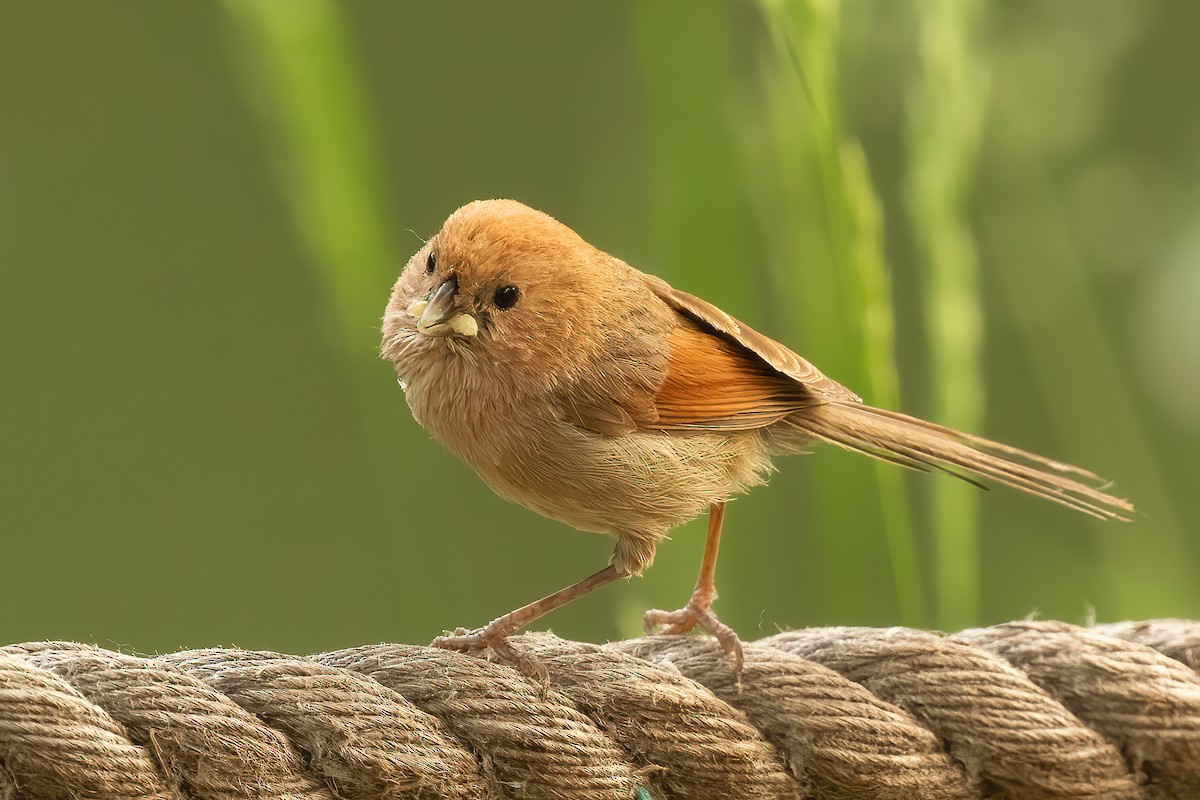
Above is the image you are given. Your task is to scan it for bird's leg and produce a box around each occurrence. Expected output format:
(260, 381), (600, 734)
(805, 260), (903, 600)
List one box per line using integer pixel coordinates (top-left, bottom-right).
(643, 502), (743, 670)
(432, 563), (623, 660)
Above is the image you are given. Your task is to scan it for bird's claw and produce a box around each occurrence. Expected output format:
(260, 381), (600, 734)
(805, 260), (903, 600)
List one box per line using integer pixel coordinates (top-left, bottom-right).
(431, 621), (513, 655)
(430, 621), (548, 681)
(644, 603), (745, 673)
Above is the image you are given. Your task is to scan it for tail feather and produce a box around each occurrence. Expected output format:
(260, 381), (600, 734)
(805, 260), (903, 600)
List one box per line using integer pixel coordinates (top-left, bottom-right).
(786, 402), (1134, 521)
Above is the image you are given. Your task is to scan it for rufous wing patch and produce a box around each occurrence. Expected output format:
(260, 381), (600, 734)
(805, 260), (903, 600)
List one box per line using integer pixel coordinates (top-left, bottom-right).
(643, 275), (861, 404)
(650, 323), (816, 430)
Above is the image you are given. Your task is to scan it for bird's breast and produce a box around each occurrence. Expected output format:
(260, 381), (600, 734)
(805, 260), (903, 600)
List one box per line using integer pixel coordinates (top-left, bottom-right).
(399, 345), (774, 539)
(403, 356), (550, 472)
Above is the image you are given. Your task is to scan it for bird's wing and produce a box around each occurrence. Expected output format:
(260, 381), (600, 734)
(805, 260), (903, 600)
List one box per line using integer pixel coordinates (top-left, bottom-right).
(556, 380), (658, 436)
(642, 276), (861, 431)
(630, 278), (1134, 523)
(646, 276), (860, 402)
(647, 323), (815, 430)
(556, 275), (860, 436)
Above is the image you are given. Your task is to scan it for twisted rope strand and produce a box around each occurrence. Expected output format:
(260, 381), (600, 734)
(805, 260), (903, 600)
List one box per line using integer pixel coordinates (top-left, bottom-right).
(1, 642), (332, 800)
(612, 635), (975, 800)
(513, 634), (799, 800)
(162, 648), (498, 800)
(951, 621), (1200, 799)
(1098, 619), (1200, 674)
(762, 627), (1141, 799)
(314, 644), (638, 800)
(0, 621), (1198, 800)
(0, 651), (175, 800)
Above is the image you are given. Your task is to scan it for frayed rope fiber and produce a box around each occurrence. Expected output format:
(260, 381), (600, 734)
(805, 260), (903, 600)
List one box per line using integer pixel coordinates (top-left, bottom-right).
(1, 621), (1199, 800)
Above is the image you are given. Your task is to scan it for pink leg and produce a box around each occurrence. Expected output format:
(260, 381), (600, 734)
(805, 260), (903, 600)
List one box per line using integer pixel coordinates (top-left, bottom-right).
(643, 502), (743, 670)
(432, 563), (623, 659)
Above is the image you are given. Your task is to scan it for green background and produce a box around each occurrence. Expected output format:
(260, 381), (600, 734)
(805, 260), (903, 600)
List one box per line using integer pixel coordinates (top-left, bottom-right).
(3, 1), (1197, 655)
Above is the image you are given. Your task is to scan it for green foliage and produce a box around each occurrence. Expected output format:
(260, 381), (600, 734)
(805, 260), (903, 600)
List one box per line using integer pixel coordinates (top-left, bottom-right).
(905, 0), (988, 629)
(223, 0), (395, 355)
(754, 0), (924, 625)
(1, 1), (1196, 652)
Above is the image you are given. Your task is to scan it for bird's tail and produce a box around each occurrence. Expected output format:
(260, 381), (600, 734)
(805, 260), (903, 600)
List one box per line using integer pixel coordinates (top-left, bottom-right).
(785, 402), (1134, 521)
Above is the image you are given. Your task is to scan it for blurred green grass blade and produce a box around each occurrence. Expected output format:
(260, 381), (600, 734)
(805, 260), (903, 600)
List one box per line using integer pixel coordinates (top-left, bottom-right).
(219, 0), (412, 624)
(221, 0), (396, 358)
(839, 142), (925, 629)
(757, 0), (927, 627)
(906, 0), (989, 629)
(628, 2), (753, 310)
(750, 0), (891, 624)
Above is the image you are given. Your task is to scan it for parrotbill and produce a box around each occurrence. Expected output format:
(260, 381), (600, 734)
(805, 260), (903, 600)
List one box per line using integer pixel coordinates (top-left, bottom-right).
(380, 199), (1131, 666)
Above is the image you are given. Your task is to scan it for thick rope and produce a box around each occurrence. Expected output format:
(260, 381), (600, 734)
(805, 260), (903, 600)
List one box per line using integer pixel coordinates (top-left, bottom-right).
(0, 621), (1198, 800)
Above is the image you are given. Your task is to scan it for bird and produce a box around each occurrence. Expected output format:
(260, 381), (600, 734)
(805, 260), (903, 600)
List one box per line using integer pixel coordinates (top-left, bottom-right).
(380, 198), (1132, 667)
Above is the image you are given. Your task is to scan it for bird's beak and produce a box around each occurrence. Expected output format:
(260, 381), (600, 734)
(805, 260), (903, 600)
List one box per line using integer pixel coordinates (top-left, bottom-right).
(408, 276), (478, 337)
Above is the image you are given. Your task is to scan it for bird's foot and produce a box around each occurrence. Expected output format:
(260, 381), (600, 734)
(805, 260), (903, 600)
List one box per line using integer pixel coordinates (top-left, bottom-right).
(431, 621), (547, 680)
(643, 600), (744, 673)
(431, 622), (508, 654)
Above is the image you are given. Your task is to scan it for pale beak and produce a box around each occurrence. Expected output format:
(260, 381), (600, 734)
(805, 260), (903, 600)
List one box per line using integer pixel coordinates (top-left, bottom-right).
(410, 276), (478, 337)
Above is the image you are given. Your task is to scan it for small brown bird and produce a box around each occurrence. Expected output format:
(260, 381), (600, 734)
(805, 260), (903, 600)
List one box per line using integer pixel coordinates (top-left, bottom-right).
(381, 199), (1132, 664)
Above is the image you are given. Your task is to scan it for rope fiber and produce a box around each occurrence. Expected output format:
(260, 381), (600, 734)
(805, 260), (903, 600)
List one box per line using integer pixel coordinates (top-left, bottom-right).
(1, 620), (1199, 799)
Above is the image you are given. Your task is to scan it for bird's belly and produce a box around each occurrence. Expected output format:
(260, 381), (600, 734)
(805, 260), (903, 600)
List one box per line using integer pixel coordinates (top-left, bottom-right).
(476, 425), (774, 538)
(406, 380), (773, 537)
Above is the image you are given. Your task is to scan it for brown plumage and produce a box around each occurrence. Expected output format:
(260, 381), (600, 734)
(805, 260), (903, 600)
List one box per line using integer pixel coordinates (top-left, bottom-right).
(381, 199), (1132, 665)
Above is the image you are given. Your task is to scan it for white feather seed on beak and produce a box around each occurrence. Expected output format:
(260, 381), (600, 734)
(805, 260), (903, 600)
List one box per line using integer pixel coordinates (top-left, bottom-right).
(448, 313), (478, 337)
(409, 294), (476, 337)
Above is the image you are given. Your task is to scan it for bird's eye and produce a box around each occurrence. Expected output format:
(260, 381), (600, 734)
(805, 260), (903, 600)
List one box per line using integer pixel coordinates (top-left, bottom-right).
(425, 251), (436, 274)
(493, 285), (520, 309)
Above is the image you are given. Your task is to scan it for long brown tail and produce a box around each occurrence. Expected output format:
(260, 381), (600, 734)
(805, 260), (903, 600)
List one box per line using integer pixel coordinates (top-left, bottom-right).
(786, 402), (1134, 521)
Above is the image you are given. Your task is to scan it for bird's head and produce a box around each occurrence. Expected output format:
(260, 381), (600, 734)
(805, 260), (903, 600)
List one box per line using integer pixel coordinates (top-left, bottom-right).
(381, 199), (632, 396)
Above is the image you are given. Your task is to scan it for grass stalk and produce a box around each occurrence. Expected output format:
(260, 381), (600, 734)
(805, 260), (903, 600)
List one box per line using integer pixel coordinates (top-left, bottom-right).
(906, 0), (989, 629)
(219, 0), (408, 608)
(757, 0), (927, 627)
(221, 0), (396, 359)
